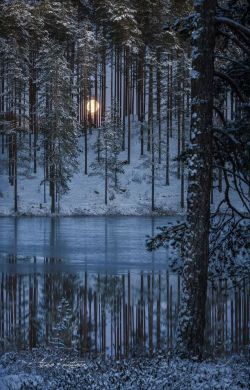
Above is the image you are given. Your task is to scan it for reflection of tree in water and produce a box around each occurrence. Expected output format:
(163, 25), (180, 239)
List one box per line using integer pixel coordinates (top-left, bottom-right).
(91, 272), (179, 357)
(0, 257), (249, 357)
(0, 255), (38, 351)
(42, 271), (79, 350)
(93, 273), (125, 357)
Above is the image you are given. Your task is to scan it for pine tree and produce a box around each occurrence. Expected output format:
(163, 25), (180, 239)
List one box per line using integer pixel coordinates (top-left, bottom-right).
(0, 0), (31, 213)
(91, 103), (124, 205)
(39, 41), (79, 213)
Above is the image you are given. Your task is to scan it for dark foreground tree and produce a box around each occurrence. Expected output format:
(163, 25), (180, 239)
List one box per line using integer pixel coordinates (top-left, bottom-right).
(147, 0), (250, 358)
(175, 0), (216, 358)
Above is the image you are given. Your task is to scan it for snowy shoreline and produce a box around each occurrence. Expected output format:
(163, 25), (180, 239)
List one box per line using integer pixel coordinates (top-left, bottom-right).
(0, 202), (186, 217)
(1, 209), (248, 218)
(0, 349), (249, 390)
(1, 127), (247, 219)
(0, 209), (184, 217)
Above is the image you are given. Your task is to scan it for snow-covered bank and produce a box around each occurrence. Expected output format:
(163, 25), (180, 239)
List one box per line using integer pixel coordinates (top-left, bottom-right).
(0, 349), (249, 390)
(0, 206), (184, 217)
(1, 124), (186, 217)
(1, 122), (247, 217)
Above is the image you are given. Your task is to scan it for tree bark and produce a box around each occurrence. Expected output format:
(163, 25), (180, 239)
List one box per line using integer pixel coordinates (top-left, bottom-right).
(177, 0), (216, 358)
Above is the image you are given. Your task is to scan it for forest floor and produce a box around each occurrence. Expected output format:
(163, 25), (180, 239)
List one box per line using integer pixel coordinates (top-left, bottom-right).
(0, 348), (249, 390)
(0, 120), (246, 217)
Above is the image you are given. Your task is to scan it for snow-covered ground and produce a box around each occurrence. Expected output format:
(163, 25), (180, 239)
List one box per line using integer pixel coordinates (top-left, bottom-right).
(0, 349), (249, 390)
(0, 119), (246, 216)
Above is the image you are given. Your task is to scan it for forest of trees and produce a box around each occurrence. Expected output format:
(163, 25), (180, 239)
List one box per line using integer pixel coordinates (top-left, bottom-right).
(0, 0), (192, 213)
(0, 0), (249, 360)
(0, 0), (248, 215)
(1, 0), (248, 212)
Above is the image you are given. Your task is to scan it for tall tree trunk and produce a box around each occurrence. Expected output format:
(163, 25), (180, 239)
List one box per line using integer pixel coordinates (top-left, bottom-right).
(50, 164), (55, 214)
(166, 57), (170, 185)
(29, 49), (37, 173)
(169, 55), (173, 138)
(122, 49), (126, 151)
(181, 80), (185, 209)
(83, 64), (88, 175)
(94, 50), (98, 128)
(13, 81), (18, 213)
(177, 75), (181, 180)
(148, 64), (154, 211)
(147, 64), (153, 152)
(177, 0), (216, 358)
(157, 50), (162, 164)
(126, 49), (131, 164)
(138, 49), (144, 156)
(13, 133), (17, 213)
(1, 61), (5, 154)
(105, 139), (108, 205)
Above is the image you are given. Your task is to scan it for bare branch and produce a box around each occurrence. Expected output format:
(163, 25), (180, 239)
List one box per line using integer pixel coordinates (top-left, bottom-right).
(214, 70), (245, 102)
(217, 30), (250, 56)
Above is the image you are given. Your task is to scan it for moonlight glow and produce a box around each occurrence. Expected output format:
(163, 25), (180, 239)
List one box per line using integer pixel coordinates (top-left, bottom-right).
(86, 99), (100, 114)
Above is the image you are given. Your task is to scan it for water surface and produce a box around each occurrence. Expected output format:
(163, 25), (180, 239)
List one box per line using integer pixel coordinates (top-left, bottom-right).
(0, 216), (174, 273)
(0, 217), (248, 356)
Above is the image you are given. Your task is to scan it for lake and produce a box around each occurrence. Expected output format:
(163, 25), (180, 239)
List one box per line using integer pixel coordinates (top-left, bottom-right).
(0, 217), (249, 356)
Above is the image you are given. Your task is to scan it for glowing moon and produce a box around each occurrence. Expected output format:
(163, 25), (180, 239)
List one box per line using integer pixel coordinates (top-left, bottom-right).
(86, 99), (100, 114)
